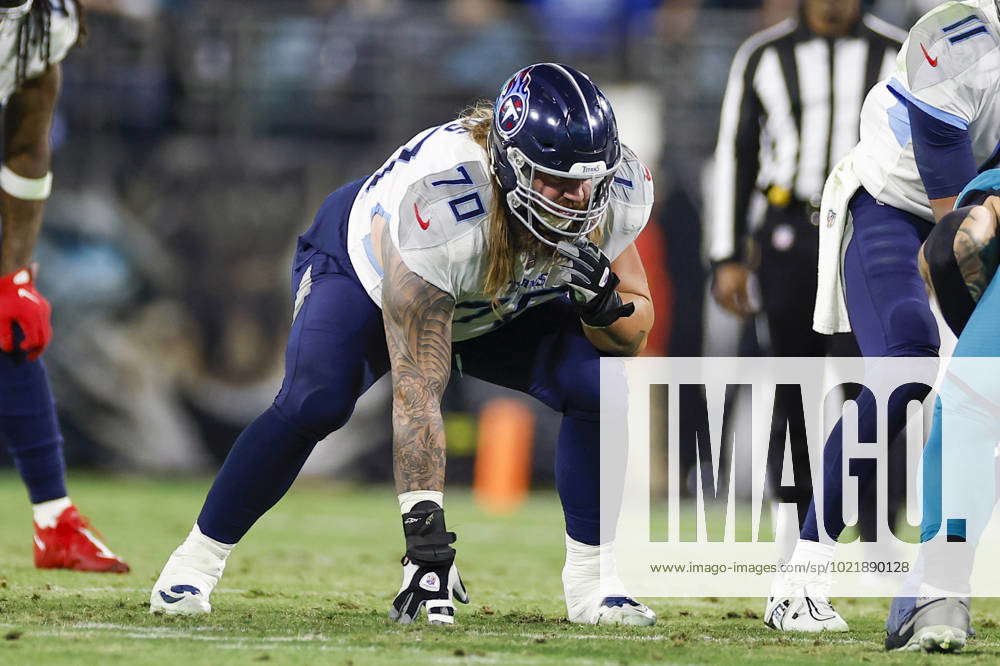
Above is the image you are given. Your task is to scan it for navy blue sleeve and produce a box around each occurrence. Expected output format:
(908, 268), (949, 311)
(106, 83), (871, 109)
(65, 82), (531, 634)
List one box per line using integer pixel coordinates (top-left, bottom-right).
(907, 101), (977, 200)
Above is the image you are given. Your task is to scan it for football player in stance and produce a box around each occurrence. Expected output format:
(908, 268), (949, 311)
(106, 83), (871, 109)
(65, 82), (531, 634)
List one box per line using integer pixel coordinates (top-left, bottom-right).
(0, 0), (128, 573)
(151, 63), (656, 626)
(882, 170), (1000, 652)
(768, 0), (1000, 631)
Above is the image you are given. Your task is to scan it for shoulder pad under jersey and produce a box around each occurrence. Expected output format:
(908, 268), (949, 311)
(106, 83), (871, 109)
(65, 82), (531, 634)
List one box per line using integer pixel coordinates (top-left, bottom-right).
(600, 145), (653, 261)
(610, 145), (654, 212)
(397, 160), (493, 251)
(905, 2), (1000, 93)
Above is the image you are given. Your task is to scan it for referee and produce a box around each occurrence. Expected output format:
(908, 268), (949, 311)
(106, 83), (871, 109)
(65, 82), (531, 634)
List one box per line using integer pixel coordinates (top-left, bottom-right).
(710, 0), (904, 357)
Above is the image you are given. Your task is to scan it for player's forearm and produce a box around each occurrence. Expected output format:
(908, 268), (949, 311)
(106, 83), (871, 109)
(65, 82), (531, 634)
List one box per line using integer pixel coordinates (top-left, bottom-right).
(0, 65), (59, 273)
(0, 138), (51, 271)
(391, 400), (447, 493)
(583, 292), (653, 356)
(380, 223), (455, 494)
(0, 195), (44, 273)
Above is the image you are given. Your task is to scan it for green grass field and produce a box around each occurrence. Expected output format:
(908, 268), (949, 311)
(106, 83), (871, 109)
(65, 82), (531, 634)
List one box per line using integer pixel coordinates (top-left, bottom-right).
(1, 473), (999, 665)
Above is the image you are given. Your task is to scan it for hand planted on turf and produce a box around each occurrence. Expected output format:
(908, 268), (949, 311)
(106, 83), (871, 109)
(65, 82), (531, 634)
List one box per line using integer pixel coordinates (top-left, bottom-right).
(555, 240), (634, 327)
(389, 556), (469, 625)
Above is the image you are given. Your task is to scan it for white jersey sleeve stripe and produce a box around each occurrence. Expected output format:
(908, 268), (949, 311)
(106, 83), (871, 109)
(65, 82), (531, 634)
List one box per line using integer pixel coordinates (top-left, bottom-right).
(886, 77), (969, 129)
(361, 233), (383, 277)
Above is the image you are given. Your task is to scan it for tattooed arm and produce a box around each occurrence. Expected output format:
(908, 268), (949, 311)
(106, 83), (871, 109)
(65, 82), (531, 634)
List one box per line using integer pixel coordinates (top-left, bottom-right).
(379, 223), (470, 625)
(378, 221), (455, 493)
(952, 196), (1000, 304)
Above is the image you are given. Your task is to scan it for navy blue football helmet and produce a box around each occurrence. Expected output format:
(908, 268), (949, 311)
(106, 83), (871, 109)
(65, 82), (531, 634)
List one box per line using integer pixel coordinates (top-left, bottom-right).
(489, 63), (622, 247)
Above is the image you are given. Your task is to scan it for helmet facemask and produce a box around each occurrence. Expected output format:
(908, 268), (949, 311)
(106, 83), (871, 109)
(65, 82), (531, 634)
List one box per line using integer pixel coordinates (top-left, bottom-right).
(499, 146), (619, 248)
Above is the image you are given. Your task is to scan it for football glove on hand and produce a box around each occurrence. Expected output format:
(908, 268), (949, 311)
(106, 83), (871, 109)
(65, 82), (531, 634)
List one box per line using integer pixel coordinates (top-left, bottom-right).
(390, 556), (469, 625)
(555, 240), (634, 328)
(0, 268), (51, 360)
(389, 501), (469, 625)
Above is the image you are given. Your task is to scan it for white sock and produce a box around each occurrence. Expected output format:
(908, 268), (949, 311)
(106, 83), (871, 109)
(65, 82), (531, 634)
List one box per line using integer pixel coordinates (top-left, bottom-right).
(183, 523), (235, 560)
(776, 540), (837, 597)
(772, 503), (800, 562)
(917, 582), (964, 598)
(33, 497), (72, 528)
(398, 490), (443, 513)
(564, 534), (599, 569)
(564, 535), (624, 596)
(896, 550), (924, 598)
(563, 535), (631, 622)
(563, 535), (599, 622)
(563, 536), (618, 566)
(787, 539), (836, 568)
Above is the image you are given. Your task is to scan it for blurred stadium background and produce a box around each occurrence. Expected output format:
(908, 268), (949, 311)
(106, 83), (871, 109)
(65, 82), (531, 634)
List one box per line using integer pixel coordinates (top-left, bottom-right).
(0, 0), (943, 497)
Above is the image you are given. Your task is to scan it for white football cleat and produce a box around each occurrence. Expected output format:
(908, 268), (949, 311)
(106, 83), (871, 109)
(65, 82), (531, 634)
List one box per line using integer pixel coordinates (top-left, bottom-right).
(765, 585), (849, 632)
(150, 524), (232, 616)
(765, 541), (848, 632)
(594, 596), (657, 626)
(562, 534), (656, 626)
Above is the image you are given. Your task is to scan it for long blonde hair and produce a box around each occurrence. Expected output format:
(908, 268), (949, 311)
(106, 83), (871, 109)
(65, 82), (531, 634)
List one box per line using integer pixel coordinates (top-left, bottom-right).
(457, 101), (518, 302)
(457, 101), (606, 303)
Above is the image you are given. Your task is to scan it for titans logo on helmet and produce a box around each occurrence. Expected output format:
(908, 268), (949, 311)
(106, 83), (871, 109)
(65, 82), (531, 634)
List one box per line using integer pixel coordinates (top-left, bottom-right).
(495, 67), (532, 138)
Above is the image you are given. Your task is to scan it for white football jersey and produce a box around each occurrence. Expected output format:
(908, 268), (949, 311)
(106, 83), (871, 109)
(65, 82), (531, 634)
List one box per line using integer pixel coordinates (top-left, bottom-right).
(0, 1), (78, 106)
(346, 120), (653, 342)
(851, 0), (1000, 221)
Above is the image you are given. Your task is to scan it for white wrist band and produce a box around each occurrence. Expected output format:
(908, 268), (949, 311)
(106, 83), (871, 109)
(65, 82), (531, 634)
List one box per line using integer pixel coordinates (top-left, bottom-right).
(0, 165), (52, 200)
(398, 490), (443, 514)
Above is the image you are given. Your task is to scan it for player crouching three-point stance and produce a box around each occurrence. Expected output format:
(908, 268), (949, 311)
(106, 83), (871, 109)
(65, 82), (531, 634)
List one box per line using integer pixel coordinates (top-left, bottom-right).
(150, 63), (656, 626)
(0, 0), (128, 573)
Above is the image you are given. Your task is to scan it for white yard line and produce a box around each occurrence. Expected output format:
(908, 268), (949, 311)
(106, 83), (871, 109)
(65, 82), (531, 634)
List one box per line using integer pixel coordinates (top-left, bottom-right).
(0, 623), (593, 663)
(4, 586), (249, 594)
(0, 621), (862, 645)
(5, 619), (993, 652)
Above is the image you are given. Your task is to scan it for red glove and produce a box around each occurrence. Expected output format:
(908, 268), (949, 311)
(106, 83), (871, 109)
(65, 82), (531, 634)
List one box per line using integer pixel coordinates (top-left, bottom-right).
(0, 268), (52, 360)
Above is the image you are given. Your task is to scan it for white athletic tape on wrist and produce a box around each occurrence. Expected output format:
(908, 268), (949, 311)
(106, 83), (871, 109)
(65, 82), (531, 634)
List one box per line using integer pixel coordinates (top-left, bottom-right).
(0, 165), (52, 200)
(398, 490), (444, 514)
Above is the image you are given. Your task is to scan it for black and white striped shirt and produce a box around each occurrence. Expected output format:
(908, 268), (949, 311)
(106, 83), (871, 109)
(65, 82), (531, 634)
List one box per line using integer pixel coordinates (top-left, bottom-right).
(709, 12), (905, 264)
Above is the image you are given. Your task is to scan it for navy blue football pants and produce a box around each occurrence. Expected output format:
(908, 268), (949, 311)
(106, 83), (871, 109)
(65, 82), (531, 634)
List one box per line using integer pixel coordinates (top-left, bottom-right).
(0, 352), (66, 503)
(801, 189), (938, 542)
(198, 237), (604, 546)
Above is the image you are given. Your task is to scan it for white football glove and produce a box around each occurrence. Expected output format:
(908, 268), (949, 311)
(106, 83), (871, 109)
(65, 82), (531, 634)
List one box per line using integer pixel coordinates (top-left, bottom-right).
(389, 557), (469, 625)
